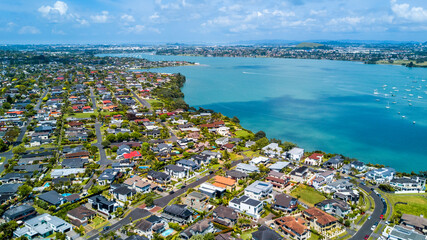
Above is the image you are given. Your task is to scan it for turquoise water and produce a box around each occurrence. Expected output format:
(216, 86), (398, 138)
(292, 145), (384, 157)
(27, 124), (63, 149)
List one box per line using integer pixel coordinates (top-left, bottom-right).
(43, 182), (50, 187)
(161, 229), (174, 237)
(100, 53), (427, 172)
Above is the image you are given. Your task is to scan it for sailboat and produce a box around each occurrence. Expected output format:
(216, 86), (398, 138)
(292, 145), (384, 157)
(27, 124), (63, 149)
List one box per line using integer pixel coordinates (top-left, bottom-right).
(374, 89), (379, 95)
(386, 102), (390, 109)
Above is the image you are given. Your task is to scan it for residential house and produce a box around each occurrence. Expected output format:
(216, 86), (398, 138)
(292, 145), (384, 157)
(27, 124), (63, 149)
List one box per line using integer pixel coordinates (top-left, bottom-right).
(252, 225), (283, 240)
(13, 213), (72, 239)
(161, 204), (193, 224)
(38, 190), (67, 207)
(365, 167), (396, 183)
(164, 164), (188, 179)
(226, 170), (248, 180)
(304, 153), (324, 166)
(215, 137), (228, 146)
(199, 183), (226, 198)
(97, 169), (120, 185)
(245, 181), (273, 200)
(323, 179), (354, 194)
(350, 161), (366, 172)
(273, 194), (298, 213)
(286, 147), (304, 162)
(177, 159), (199, 171)
(88, 195), (118, 217)
(111, 185), (136, 202)
(387, 225), (427, 240)
(185, 191), (209, 212)
(147, 171), (171, 184)
(212, 206), (238, 227)
(315, 199), (351, 218)
(250, 156), (270, 165)
(290, 166), (311, 182)
(303, 208), (339, 236)
(229, 195), (264, 219)
(311, 170), (335, 190)
(3, 205), (37, 222)
(390, 177), (426, 193)
(275, 216), (310, 240)
(67, 206), (96, 227)
(124, 175), (151, 193)
(262, 143), (283, 158)
(213, 176), (236, 190)
(235, 163), (259, 174)
(400, 214), (427, 235)
(180, 219), (214, 240)
(323, 155), (344, 169)
(334, 190), (360, 204)
(266, 171), (289, 190)
(269, 161), (291, 172)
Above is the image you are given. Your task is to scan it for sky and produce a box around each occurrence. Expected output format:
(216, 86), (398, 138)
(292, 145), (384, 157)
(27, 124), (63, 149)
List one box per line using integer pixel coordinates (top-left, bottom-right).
(0, 0), (426, 44)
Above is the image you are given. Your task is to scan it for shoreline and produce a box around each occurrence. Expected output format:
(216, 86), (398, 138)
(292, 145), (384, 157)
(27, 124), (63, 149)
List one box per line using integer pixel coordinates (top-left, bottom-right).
(142, 70), (420, 175)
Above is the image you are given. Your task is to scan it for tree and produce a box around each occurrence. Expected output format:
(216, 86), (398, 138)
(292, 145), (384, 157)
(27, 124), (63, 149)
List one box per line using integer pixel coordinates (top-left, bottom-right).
(17, 184), (32, 199)
(145, 196), (154, 207)
(101, 140), (111, 148)
(12, 144), (26, 155)
(231, 116), (240, 124)
(0, 139), (8, 152)
(2, 102), (11, 110)
(254, 131), (266, 141)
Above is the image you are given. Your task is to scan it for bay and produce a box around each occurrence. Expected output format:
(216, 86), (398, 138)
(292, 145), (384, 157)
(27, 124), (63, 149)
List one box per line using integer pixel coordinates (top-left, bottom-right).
(101, 53), (427, 173)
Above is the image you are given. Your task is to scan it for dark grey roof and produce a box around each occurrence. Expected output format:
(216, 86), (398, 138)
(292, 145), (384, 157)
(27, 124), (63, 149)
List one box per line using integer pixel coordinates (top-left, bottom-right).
(230, 195), (249, 205)
(112, 186), (135, 196)
(135, 219), (152, 231)
(146, 215), (162, 224)
(0, 183), (22, 194)
(165, 164), (186, 172)
(125, 236), (149, 240)
(213, 206), (238, 221)
(226, 170), (248, 178)
(252, 225), (283, 240)
(62, 158), (88, 168)
(38, 190), (65, 205)
(163, 204), (192, 218)
(275, 194), (296, 208)
(245, 198), (262, 207)
(4, 204), (35, 220)
(147, 170), (170, 181)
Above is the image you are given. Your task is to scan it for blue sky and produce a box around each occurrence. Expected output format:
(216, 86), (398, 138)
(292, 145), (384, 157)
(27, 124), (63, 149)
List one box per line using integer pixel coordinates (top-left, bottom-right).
(0, 0), (426, 44)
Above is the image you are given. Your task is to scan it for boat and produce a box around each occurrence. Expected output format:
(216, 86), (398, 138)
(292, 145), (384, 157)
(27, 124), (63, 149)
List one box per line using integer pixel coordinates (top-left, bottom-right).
(413, 121), (416, 124)
(383, 85), (387, 88)
(376, 99), (380, 102)
(392, 101), (397, 104)
(374, 89), (379, 95)
(409, 103), (413, 106)
(418, 96), (423, 99)
(402, 115), (406, 118)
(409, 94), (414, 96)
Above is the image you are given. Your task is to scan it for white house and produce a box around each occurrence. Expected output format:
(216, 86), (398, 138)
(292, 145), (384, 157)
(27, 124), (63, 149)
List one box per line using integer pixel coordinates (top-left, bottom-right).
(164, 164), (188, 179)
(365, 167), (396, 183)
(229, 195), (263, 219)
(215, 137), (228, 146)
(262, 143), (283, 158)
(286, 147), (304, 161)
(217, 126), (230, 136)
(244, 181), (273, 200)
(236, 163), (259, 174)
(250, 156), (270, 165)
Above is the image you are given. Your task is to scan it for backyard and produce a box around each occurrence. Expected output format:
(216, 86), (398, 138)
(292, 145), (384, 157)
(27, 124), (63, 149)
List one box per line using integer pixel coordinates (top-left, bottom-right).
(290, 184), (326, 207)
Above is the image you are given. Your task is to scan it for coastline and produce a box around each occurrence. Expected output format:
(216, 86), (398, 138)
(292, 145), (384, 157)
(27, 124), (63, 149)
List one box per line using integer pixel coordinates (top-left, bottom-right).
(145, 70), (419, 175)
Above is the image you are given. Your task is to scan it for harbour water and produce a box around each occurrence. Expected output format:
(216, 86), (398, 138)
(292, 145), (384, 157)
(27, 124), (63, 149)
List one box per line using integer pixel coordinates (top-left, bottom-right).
(101, 53), (427, 172)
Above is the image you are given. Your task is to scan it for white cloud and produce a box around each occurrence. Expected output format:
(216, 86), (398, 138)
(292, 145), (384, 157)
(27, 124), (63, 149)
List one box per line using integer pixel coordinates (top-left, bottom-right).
(126, 24), (145, 33)
(38, 1), (68, 17)
(310, 9), (327, 16)
(391, 0), (427, 22)
(91, 11), (109, 23)
(76, 18), (89, 26)
(121, 14), (135, 22)
(150, 13), (160, 20)
(18, 26), (40, 34)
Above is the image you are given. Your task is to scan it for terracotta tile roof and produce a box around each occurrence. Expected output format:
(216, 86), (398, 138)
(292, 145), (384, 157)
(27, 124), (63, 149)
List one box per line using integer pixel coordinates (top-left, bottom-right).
(304, 207), (338, 226)
(214, 176), (236, 186)
(275, 216), (307, 236)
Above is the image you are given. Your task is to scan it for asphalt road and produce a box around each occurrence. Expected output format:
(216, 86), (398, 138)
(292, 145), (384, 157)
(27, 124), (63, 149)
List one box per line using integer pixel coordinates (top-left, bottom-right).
(87, 158), (243, 239)
(131, 90), (151, 109)
(349, 184), (385, 240)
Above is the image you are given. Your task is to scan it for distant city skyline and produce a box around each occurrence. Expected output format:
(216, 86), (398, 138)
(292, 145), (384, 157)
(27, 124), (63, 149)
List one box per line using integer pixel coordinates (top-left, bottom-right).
(0, 0), (426, 44)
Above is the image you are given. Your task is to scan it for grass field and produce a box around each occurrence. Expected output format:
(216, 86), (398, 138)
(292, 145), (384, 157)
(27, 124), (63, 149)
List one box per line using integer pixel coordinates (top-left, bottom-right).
(308, 232), (321, 240)
(64, 112), (96, 119)
(235, 130), (253, 139)
(146, 99), (164, 108)
(291, 184), (326, 207)
(385, 193), (427, 217)
(240, 228), (257, 240)
(90, 216), (108, 229)
(377, 60), (427, 67)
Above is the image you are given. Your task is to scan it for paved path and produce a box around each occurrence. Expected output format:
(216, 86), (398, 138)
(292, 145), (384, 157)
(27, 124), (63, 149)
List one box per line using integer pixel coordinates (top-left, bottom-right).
(349, 184), (385, 240)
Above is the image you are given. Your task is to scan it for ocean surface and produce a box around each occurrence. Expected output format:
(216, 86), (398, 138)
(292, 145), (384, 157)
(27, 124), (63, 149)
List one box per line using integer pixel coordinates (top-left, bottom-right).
(101, 53), (427, 172)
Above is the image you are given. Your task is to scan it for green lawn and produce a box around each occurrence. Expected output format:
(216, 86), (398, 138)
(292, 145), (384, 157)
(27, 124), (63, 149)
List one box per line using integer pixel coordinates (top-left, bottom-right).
(235, 130), (253, 139)
(290, 184), (326, 207)
(64, 112), (96, 119)
(240, 228), (257, 240)
(385, 193), (427, 217)
(308, 232), (321, 240)
(90, 216), (108, 229)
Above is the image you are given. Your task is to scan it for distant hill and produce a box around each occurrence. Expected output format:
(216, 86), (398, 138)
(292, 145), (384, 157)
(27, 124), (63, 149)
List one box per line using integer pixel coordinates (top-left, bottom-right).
(295, 42), (324, 48)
